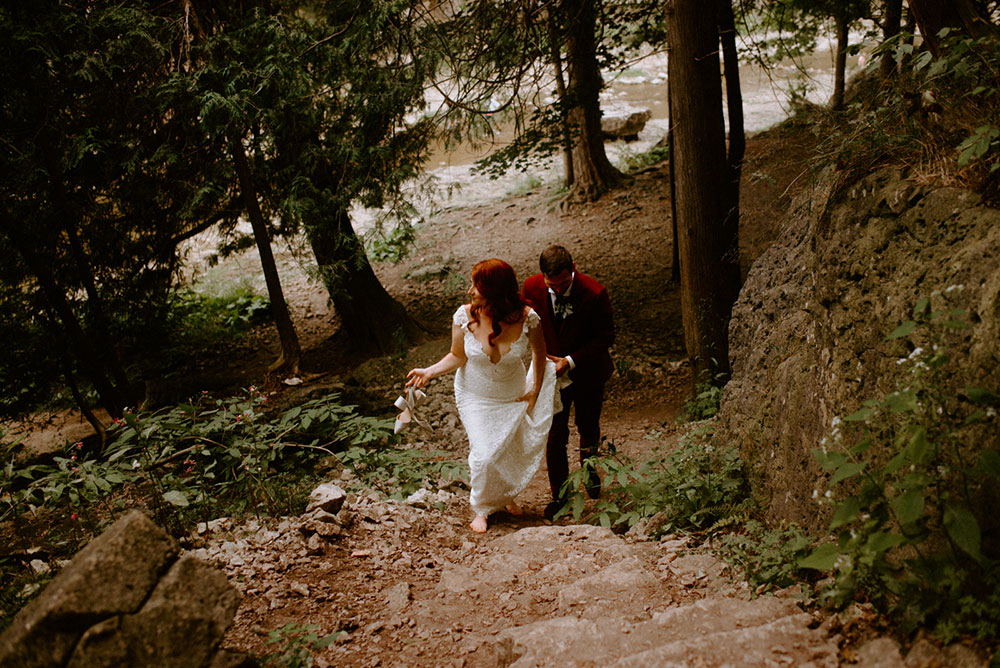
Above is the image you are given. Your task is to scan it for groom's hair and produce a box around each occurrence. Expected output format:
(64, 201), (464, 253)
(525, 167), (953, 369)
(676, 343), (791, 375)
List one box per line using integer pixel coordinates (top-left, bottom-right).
(540, 245), (573, 276)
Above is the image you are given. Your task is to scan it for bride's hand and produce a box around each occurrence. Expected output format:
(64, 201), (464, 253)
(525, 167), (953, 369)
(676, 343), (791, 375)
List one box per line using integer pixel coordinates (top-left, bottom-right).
(516, 390), (538, 415)
(406, 368), (431, 388)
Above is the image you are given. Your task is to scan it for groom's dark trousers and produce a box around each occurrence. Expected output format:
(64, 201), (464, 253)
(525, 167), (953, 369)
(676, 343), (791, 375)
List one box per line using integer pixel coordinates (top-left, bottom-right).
(523, 270), (615, 501)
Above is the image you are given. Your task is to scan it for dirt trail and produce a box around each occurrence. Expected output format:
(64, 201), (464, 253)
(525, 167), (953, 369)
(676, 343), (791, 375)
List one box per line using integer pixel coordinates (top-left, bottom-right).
(187, 128), (861, 666)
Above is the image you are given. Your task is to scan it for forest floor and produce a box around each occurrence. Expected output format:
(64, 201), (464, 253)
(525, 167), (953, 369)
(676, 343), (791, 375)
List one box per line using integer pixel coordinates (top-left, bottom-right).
(15, 118), (924, 667)
(185, 119), (878, 667)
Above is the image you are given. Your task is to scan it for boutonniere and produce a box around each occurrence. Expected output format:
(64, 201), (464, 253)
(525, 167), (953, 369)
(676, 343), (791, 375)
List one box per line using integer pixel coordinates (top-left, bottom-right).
(554, 298), (574, 319)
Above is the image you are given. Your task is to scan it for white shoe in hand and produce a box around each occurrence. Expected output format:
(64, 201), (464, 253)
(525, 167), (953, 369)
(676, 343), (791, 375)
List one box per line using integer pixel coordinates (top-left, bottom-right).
(394, 386), (430, 434)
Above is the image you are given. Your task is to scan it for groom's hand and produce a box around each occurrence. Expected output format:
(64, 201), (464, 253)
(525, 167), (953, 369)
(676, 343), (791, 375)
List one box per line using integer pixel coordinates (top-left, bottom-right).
(547, 355), (570, 377)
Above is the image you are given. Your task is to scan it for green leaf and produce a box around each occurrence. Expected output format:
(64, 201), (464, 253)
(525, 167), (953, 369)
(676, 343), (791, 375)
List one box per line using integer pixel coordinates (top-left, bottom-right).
(162, 490), (190, 507)
(798, 543), (840, 571)
(885, 389), (919, 413)
(850, 438), (873, 456)
(814, 449), (847, 471)
(884, 450), (906, 475)
(844, 408), (874, 422)
(912, 298), (930, 317)
(865, 531), (905, 555)
(830, 496), (862, 529)
(943, 506), (983, 563)
(965, 387), (1000, 406)
(886, 320), (916, 340)
(830, 462), (866, 486)
(905, 426), (932, 464)
(893, 489), (924, 525)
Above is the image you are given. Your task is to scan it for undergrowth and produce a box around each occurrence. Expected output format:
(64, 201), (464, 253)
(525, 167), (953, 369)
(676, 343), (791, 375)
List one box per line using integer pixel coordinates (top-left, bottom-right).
(555, 421), (748, 536)
(0, 387), (466, 634)
(814, 30), (1000, 202)
(799, 296), (1000, 643)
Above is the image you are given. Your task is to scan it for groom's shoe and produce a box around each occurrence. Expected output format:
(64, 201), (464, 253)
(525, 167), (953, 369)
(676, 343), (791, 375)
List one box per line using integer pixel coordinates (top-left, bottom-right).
(544, 498), (566, 521)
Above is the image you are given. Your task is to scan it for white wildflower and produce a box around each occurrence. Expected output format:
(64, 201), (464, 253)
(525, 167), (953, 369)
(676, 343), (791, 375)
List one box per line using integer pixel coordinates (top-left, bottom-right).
(132, 460), (140, 470)
(945, 284), (964, 293)
(824, 490), (832, 498)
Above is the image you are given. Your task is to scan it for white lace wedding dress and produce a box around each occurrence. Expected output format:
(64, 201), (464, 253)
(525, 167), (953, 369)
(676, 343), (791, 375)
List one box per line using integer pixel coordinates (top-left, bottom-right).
(453, 305), (560, 516)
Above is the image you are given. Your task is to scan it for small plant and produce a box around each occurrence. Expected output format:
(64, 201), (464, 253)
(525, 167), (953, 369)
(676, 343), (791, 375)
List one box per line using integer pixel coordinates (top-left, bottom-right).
(681, 381), (723, 421)
(262, 623), (340, 668)
(0, 388), (395, 534)
(505, 173), (545, 197)
(714, 520), (813, 595)
(365, 222), (417, 263)
(617, 145), (670, 173)
(799, 297), (1000, 641)
(556, 423), (748, 536)
(681, 367), (727, 421)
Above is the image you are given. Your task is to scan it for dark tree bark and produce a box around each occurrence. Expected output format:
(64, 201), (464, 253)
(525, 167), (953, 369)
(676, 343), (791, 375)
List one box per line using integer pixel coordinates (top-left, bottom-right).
(718, 0), (744, 279)
(665, 0), (742, 381)
(230, 135), (301, 375)
(830, 11), (850, 110)
(62, 220), (132, 394)
(307, 209), (425, 355)
(545, 7), (574, 189)
(907, 0), (988, 55)
(667, 72), (680, 284)
(563, 0), (622, 201)
(1, 222), (128, 416)
(880, 0), (904, 78)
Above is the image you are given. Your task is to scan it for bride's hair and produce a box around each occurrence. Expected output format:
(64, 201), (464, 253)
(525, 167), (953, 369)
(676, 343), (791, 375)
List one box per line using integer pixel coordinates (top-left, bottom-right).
(469, 259), (525, 347)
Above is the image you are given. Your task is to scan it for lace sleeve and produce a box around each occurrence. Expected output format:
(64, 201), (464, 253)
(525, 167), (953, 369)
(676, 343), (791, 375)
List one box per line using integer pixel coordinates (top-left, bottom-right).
(525, 308), (540, 332)
(453, 305), (470, 328)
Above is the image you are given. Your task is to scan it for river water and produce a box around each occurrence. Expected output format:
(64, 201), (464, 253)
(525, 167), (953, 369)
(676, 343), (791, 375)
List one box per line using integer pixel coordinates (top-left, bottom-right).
(183, 34), (860, 275)
(355, 32), (861, 230)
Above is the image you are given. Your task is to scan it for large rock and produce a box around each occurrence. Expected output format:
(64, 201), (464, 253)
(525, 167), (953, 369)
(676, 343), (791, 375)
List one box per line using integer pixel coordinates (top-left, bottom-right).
(0, 510), (179, 668)
(0, 510), (251, 668)
(717, 166), (1000, 531)
(602, 105), (652, 141)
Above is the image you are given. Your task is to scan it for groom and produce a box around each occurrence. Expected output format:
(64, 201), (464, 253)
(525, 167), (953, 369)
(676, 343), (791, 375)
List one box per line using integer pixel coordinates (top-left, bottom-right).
(523, 245), (615, 520)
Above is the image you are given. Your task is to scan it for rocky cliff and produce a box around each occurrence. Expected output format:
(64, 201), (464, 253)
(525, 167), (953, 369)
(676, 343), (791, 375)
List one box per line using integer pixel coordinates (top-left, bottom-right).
(718, 166), (1000, 532)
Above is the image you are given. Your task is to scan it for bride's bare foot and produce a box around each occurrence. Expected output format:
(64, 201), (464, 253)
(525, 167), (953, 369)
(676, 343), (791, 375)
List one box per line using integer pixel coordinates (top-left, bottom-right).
(470, 515), (488, 533)
(505, 501), (523, 516)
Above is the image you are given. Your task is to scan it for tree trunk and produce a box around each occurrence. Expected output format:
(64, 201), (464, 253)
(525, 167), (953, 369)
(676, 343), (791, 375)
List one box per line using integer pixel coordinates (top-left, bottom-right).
(307, 208), (425, 355)
(563, 0), (622, 201)
(880, 0), (904, 78)
(830, 12), (850, 111)
(546, 7), (574, 188)
(1, 223), (128, 416)
(718, 0), (744, 280)
(62, 220), (132, 395)
(229, 134), (301, 376)
(664, 0), (741, 381)
(907, 0), (987, 55)
(667, 68), (680, 284)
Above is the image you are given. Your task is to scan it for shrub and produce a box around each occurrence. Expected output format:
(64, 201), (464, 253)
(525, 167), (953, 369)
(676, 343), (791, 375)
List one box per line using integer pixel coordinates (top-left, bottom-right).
(799, 298), (1000, 641)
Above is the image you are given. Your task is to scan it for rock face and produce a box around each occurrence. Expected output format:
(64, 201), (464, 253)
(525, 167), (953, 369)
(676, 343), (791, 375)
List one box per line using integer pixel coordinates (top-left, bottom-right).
(0, 510), (250, 668)
(717, 166), (1000, 531)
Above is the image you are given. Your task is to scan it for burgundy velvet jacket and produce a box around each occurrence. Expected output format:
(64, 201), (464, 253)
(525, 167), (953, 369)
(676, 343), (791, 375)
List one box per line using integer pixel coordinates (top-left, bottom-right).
(523, 272), (615, 386)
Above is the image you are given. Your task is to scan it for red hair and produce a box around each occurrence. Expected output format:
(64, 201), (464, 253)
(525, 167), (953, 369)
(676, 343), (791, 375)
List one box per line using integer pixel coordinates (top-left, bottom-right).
(469, 259), (525, 347)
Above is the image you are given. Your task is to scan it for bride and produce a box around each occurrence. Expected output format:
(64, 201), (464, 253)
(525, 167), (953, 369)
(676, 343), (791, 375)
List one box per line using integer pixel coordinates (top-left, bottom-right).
(406, 258), (560, 533)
